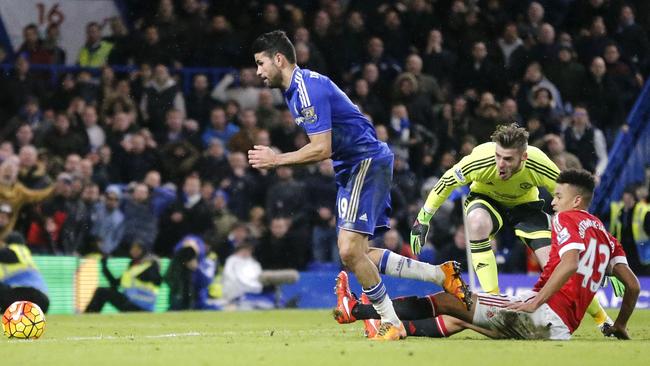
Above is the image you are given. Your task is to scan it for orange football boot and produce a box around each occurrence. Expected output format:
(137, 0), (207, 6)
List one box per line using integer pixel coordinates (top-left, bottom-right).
(441, 261), (473, 310)
(369, 322), (407, 341)
(332, 271), (358, 324)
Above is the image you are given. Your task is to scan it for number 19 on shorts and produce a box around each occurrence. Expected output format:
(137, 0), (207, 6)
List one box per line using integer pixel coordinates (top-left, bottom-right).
(338, 197), (349, 221)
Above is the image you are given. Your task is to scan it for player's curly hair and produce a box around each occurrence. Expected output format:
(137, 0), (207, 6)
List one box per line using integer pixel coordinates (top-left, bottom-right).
(252, 30), (296, 64)
(490, 123), (529, 151)
(557, 169), (595, 201)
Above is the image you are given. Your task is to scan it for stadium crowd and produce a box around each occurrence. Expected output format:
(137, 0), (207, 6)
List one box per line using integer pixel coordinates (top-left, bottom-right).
(0, 0), (649, 278)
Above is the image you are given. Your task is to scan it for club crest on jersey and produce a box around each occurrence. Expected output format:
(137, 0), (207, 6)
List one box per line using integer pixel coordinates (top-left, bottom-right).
(454, 168), (466, 183)
(301, 106), (317, 124)
(520, 182), (533, 189)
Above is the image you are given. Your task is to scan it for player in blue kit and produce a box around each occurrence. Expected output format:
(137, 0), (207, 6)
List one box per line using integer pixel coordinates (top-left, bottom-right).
(249, 31), (468, 340)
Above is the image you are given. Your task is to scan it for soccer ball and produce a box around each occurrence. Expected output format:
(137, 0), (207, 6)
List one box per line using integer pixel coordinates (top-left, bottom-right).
(2, 301), (46, 339)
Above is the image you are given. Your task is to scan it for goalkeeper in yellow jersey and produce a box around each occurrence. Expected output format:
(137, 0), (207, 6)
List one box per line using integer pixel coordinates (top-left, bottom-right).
(410, 123), (612, 330)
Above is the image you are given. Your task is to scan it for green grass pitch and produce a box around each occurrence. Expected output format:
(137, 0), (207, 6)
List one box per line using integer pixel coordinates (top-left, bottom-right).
(3, 309), (650, 365)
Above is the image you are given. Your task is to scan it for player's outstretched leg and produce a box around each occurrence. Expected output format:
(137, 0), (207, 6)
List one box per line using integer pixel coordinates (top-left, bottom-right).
(351, 291), (498, 338)
(333, 273), (447, 325)
(367, 249), (472, 309)
(338, 230), (405, 340)
(333, 273), (464, 323)
(402, 315), (467, 338)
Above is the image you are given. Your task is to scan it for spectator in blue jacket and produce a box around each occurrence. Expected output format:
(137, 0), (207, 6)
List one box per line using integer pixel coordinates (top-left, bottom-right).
(201, 105), (239, 148)
(120, 183), (158, 254)
(90, 185), (125, 254)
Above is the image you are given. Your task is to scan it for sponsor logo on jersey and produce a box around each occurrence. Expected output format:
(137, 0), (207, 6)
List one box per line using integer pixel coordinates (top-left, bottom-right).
(557, 227), (570, 245)
(485, 181), (494, 185)
(301, 106), (317, 124)
(454, 168), (466, 183)
(520, 182), (533, 189)
(359, 213), (368, 222)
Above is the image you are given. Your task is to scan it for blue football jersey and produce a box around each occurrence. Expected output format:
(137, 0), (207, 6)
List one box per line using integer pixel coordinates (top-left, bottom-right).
(283, 68), (391, 173)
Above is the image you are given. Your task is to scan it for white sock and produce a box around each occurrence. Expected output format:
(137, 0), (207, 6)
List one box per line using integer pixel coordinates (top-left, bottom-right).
(363, 281), (401, 325)
(372, 295), (401, 326)
(378, 250), (444, 285)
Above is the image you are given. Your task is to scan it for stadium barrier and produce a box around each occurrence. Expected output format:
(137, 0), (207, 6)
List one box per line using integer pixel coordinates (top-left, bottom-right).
(34, 256), (170, 314)
(33, 256), (650, 314)
(0, 63), (236, 95)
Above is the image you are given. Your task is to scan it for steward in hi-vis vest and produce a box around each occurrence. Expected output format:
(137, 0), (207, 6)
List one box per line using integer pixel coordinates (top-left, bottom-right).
(85, 242), (162, 312)
(609, 187), (650, 273)
(0, 232), (50, 313)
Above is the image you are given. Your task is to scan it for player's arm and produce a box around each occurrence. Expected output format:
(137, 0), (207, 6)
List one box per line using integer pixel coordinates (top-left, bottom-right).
(410, 153), (477, 253)
(510, 212), (583, 312)
(604, 234), (640, 339)
(604, 263), (640, 339)
(19, 184), (55, 204)
(422, 165), (467, 214)
(280, 131), (332, 164)
(249, 78), (332, 169)
(249, 131), (331, 169)
(509, 249), (579, 313)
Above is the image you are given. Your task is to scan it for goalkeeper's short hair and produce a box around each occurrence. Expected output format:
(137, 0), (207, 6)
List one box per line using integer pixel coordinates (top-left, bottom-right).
(491, 123), (529, 151)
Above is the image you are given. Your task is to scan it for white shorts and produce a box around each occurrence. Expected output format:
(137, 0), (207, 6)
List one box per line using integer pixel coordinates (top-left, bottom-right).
(472, 291), (571, 340)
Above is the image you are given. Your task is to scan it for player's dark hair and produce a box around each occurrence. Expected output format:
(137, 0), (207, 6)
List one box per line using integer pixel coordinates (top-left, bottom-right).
(490, 123), (529, 151)
(557, 169), (595, 202)
(252, 30), (296, 64)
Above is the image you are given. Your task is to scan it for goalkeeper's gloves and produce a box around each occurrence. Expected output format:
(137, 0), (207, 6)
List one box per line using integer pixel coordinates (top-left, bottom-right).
(610, 276), (626, 297)
(410, 208), (433, 255)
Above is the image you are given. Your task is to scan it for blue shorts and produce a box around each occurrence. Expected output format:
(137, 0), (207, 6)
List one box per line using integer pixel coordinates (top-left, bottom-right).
(336, 154), (393, 238)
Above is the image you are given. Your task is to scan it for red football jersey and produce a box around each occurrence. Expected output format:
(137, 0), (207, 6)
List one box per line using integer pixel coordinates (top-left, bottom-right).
(533, 210), (627, 333)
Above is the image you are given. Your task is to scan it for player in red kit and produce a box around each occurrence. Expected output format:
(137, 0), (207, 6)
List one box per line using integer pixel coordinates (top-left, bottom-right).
(333, 169), (640, 340)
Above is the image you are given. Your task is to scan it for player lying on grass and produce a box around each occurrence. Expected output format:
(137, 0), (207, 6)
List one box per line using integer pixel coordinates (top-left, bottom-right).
(410, 123), (612, 330)
(334, 169), (640, 340)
